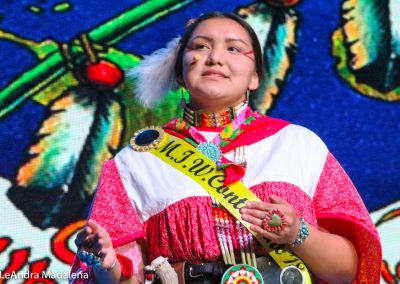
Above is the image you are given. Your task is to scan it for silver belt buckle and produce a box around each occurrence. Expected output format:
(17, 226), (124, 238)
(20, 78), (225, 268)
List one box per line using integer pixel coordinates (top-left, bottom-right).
(280, 266), (304, 284)
(256, 256), (304, 284)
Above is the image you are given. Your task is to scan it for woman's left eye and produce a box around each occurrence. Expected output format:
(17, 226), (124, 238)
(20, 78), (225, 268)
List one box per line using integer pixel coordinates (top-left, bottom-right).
(227, 46), (242, 53)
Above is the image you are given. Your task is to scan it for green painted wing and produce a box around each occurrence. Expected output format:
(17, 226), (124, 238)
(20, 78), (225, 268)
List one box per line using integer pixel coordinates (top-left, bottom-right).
(239, 2), (298, 113)
(332, 0), (400, 100)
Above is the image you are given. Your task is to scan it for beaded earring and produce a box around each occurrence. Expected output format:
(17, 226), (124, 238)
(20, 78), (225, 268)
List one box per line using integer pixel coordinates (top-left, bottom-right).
(245, 90), (250, 103)
(179, 88), (187, 108)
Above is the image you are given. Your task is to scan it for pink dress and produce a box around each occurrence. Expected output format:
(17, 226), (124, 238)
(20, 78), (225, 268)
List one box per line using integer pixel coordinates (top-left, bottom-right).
(70, 113), (381, 283)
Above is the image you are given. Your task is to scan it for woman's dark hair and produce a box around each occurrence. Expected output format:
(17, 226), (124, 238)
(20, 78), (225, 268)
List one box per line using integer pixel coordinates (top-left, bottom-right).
(174, 12), (264, 88)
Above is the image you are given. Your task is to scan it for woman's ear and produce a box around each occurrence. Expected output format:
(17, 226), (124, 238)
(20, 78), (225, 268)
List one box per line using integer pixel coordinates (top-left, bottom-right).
(176, 75), (184, 85)
(248, 71), (259, 91)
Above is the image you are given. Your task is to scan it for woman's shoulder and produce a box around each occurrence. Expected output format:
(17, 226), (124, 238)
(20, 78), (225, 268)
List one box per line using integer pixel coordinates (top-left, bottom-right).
(257, 114), (327, 147)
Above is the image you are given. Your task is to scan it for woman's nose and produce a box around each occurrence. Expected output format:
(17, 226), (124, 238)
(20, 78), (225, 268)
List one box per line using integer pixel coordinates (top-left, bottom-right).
(206, 47), (223, 66)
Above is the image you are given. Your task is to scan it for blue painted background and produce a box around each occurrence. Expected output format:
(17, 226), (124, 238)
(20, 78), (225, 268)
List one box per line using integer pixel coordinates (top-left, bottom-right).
(0, 1), (399, 281)
(1, 0), (397, 211)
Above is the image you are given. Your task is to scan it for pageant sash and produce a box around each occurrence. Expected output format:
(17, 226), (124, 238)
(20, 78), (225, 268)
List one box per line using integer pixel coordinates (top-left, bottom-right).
(132, 128), (312, 283)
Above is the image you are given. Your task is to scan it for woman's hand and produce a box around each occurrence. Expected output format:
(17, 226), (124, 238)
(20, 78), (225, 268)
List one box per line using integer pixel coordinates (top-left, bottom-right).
(240, 195), (299, 245)
(75, 219), (116, 269)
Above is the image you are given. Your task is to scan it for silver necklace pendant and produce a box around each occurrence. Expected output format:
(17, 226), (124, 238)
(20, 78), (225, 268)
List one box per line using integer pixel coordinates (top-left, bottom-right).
(196, 142), (222, 162)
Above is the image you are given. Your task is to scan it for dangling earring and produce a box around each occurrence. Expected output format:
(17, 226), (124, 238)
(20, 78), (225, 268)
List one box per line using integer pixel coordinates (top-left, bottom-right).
(179, 88), (187, 108)
(245, 90), (250, 103)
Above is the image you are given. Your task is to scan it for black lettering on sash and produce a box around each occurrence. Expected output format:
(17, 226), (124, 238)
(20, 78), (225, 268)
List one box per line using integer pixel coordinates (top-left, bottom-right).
(266, 241), (286, 253)
(174, 150), (195, 163)
(223, 192), (238, 203)
(216, 186), (229, 194)
(207, 174), (225, 189)
(159, 141), (180, 157)
(215, 187), (247, 209)
(283, 258), (300, 264)
(188, 158), (215, 176)
(283, 258), (304, 269)
(222, 191), (241, 206)
(222, 191), (234, 198)
(231, 198), (247, 209)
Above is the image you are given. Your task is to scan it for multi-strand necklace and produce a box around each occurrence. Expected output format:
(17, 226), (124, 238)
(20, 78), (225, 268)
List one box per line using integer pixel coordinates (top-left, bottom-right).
(164, 102), (258, 267)
(210, 176), (257, 267)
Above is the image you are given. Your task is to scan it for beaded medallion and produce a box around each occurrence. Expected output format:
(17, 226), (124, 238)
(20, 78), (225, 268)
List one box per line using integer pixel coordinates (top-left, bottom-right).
(221, 264), (264, 284)
(130, 126), (165, 152)
(196, 142), (222, 162)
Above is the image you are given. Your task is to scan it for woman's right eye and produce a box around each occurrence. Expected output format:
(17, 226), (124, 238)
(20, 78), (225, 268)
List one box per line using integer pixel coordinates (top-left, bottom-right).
(193, 44), (209, 50)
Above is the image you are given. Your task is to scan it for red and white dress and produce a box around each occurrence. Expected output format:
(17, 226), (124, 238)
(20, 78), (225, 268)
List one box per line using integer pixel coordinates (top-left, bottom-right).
(70, 112), (381, 283)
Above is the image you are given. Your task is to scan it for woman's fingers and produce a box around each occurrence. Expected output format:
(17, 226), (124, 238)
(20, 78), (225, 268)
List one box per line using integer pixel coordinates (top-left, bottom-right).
(241, 212), (263, 226)
(241, 207), (267, 219)
(75, 230), (87, 247)
(97, 247), (107, 259)
(75, 220), (105, 250)
(75, 220), (118, 269)
(87, 220), (110, 242)
(269, 195), (287, 204)
(92, 240), (104, 256)
(246, 201), (271, 211)
(250, 225), (287, 244)
(87, 219), (101, 232)
(241, 197), (301, 244)
(75, 225), (94, 247)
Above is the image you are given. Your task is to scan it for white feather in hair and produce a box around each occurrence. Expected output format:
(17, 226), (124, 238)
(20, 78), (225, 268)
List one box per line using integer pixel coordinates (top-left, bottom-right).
(127, 36), (181, 108)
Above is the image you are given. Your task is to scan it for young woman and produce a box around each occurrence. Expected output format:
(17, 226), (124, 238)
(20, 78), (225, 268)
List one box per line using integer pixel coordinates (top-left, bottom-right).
(70, 12), (381, 284)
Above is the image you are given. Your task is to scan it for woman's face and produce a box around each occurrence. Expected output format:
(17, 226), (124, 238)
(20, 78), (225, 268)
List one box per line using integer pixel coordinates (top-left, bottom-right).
(182, 18), (259, 111)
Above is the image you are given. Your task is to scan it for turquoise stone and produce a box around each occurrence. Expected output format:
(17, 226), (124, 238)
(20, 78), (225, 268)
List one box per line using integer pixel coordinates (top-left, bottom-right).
(197, 142), (222, 162)
(267, 213), (282, 227)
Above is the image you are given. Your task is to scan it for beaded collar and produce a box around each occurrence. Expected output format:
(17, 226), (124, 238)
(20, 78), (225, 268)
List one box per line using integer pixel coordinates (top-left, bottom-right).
(183, 102), (248, 127)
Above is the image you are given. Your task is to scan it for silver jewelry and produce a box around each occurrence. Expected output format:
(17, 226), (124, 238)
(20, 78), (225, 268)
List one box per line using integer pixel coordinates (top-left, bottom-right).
(197, 142), (222, 162)
(289, 217), (309, 248)
(93, 256), (118, 273)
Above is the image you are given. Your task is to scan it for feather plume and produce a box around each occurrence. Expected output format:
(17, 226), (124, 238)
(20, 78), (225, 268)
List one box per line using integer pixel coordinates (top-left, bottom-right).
(128, 36), (181, 108)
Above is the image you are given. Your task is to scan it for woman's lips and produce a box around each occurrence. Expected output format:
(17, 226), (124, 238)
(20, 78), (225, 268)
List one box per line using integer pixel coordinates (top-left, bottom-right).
(202, 70), (228, 78)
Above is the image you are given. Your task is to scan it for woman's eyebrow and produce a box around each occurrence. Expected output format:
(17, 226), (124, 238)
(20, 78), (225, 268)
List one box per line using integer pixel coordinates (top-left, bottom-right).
(190, 35), (212, 41)
(190, 35), (250, 47)
(225, 38), (250, 47)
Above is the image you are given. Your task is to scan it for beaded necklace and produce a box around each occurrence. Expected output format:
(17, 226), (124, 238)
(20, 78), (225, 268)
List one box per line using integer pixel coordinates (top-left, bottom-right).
(183, 102), (247, 128)
(210, 182), (257, 266)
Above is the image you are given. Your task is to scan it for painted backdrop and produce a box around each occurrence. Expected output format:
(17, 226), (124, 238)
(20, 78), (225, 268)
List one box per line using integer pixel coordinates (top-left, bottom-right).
(0, 0), (399, 283)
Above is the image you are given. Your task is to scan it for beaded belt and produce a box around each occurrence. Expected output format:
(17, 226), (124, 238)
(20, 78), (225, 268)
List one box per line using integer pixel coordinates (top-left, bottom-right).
(183, 256), (306, 284)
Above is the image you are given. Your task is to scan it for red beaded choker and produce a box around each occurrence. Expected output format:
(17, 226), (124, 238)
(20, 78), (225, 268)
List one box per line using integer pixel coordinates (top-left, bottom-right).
(183, 102), (247, 127)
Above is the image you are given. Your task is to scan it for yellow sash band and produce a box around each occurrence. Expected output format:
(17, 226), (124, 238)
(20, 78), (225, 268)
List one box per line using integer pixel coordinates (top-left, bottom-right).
(147, 131), (311, 283)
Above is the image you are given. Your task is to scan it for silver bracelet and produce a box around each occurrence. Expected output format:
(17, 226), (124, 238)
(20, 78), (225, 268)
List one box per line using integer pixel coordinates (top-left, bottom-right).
(289, 217), (309, 248)
(94, 256), (118, 273)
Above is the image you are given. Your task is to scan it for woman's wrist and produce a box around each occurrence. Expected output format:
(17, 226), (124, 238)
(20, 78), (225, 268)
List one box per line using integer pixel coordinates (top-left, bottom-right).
(288, 217), (309, 249)
(94, 255), (118, 273)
